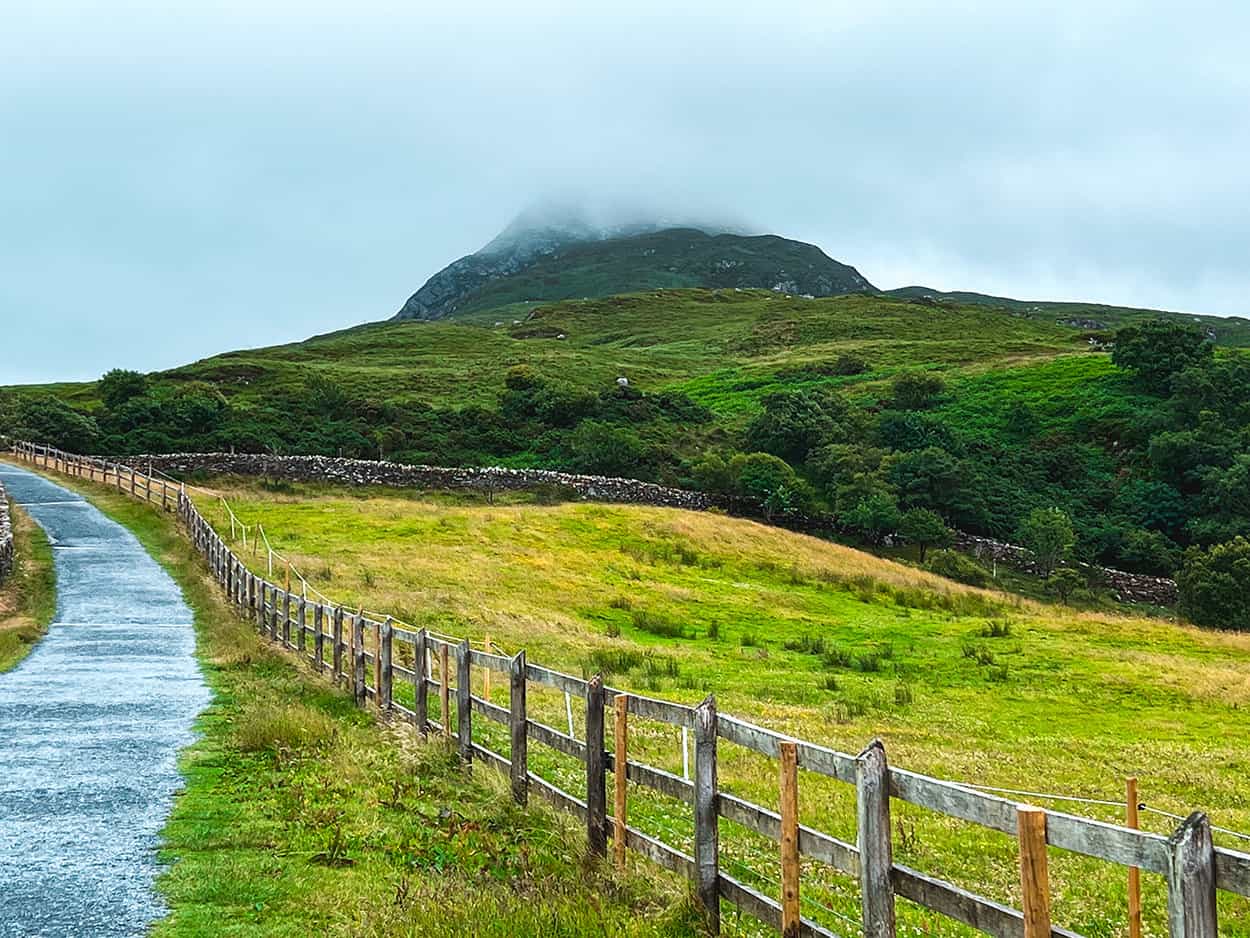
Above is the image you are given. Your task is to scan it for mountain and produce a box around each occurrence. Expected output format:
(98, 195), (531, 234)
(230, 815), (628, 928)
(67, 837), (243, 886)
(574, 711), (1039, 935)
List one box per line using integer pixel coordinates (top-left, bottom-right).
(393, 210), (874, 321)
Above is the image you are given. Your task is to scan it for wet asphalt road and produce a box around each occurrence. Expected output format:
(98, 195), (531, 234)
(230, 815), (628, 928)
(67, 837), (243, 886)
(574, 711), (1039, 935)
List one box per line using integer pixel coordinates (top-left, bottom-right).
(0, 464), (209, 937)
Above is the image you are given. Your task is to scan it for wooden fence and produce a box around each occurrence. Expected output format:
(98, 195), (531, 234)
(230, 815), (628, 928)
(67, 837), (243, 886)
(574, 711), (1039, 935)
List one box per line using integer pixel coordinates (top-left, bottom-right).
(0, 476), (13, 582)
(9, 440), (1249, 938)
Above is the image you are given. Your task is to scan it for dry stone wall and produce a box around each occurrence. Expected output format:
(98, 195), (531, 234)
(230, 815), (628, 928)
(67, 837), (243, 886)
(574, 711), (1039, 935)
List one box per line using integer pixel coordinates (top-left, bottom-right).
(953, 531), (1177, 606)
(137, 451), (1178, 606)
(0, 479), (13, 583)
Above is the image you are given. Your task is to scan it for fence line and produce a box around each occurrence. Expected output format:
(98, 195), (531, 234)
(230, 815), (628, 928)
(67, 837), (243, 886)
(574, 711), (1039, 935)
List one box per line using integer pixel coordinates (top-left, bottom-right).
(9, 440), (1247, 938)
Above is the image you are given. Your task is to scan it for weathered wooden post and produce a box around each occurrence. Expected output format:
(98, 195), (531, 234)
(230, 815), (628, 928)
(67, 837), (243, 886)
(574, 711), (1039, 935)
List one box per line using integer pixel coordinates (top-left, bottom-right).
(614, 693), (630, 872)
(373, 620), (383, 705)
(313, 604), (325, 672)
(857, 739), (896, 938)
(332, 607), (344, 685)
(413, 629), (429, 736)
(296, 597), (307, 654)
(283, 590), (292, 646)
(585, 675), (607, 858)
(380, 619), (394, 714)
(483, 632), (492, 699)
(1127, 777), (1142, 938)
(1017, 807), (1051, 938)
(257, 582), (267, 632)
(456, 638), (471, 761)
(1166, 812), (1216, 938)
(439, 642), (451, 737)
(780, 740), (800, 938)
(352, 613), (366, 706)
(694, 695), (720, 934)
(509, 651), (528, 805)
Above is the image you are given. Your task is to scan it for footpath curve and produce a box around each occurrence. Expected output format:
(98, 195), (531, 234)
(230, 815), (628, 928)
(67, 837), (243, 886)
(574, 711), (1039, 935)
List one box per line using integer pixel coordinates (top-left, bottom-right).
(0, 463), (209, 937)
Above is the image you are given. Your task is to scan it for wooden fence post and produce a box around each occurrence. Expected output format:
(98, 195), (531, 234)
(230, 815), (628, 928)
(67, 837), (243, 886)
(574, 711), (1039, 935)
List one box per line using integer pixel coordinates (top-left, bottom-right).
(780, 740), (800, 938)
(1166, 812), (1216, 938)
(1018, 807), (1051, 938)
(258, 582), (267, 632)
(1127, 777), (1142, 938)
(432, 642), (447, 737)
(614, 693), (630, 872)
(313, 604), (324, 671)
(297, 598), (307, 654)
(380, 619), (394, 712)
(352, 613), (366, 706)
(282, 590), (292, 647)
(694, 695), (719, 935)
(509, 650), (528, 805)
(332, 607), (344, 685)
(373, 619), (383, 708)
(413, 629), (428, 736)
(483, 632), (492, 699)
(586, 675), (607, 858)
(457, 638), (471, 762)
(857, 739), (896, 938)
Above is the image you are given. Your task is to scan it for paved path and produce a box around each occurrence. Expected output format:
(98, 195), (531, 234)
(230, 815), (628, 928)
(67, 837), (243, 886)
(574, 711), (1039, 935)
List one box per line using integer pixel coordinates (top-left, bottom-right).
(0, 464), (209, 937)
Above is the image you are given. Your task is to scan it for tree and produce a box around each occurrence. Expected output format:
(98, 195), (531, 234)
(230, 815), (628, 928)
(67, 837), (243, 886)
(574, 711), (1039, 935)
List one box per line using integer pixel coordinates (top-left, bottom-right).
(841, 492), (902, 546)
(885, 446), (962, 510)
(1111, 319), (1212, 388)
(1017, 507), (1074, 578)
(568, 421), (648, 477)
(1177, 537), (1250, 630)
(97, 369), (148, 410)
(744, 388), (846, 462)
(890, 371), (945, 410)
(1047, 567), (1086, 605)
(898, 508), (952, 562)
(10, 396), (99, 451)
(728, 452), (814, 519)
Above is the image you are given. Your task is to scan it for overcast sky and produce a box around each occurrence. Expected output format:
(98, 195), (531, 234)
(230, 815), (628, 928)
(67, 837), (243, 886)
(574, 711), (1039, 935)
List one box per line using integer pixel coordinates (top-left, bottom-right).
(3, 1), (1247, 384)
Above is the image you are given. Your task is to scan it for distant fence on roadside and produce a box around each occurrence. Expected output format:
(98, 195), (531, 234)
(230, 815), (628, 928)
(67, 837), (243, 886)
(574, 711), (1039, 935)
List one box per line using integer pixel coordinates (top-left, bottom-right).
(10, 440), (1246, 938)
(0, 477), (13, 582)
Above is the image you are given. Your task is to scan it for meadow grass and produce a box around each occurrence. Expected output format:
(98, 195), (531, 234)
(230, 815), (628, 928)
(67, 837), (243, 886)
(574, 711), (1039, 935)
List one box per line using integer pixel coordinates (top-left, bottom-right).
(186, 477), (1250, 937)
(0, 499), (56, 671)
(18, 466), (703, 938)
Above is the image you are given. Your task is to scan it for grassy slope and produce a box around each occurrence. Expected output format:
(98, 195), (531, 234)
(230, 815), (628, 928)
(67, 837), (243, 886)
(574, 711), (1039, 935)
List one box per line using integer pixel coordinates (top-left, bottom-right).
(18, 466), (699, 938)
(0, 499), (56, 671)
(24, 290), (1087, 419)
(190, 479), (1250, 938)
(884, 286), (1250, 346)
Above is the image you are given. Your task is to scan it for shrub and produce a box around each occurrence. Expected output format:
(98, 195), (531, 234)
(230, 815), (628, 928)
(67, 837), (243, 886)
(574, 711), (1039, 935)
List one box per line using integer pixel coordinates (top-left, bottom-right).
(1178, 537), (1250, 630)
(926, 549), (990, 588)
(1017, 507), (1075, 578)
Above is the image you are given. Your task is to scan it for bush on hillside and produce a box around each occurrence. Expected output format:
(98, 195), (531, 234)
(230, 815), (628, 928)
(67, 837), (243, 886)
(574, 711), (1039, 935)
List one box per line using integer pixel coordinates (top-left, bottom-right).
(1177, 537), (1250, 630)
(926, 549), (990, 588)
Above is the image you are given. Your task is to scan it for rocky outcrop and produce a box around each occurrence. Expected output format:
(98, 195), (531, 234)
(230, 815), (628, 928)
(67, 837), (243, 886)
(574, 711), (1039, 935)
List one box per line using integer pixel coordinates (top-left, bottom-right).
(0, 479), (13, 583)
(954, 532), (1177, 606)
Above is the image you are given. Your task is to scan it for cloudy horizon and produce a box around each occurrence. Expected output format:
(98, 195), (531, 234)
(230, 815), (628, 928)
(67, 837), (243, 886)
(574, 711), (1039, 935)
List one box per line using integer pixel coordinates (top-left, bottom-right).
(3, 0), (1248, 384)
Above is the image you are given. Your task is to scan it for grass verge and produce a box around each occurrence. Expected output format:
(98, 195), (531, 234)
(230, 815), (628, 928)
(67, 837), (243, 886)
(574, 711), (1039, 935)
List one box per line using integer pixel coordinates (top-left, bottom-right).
(0, 498), (56, 671)
(25, 469), (701, 938)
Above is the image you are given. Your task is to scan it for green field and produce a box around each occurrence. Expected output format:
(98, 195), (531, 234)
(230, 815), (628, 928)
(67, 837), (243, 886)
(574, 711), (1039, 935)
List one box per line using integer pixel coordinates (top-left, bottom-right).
(185, 476), (1250, 938)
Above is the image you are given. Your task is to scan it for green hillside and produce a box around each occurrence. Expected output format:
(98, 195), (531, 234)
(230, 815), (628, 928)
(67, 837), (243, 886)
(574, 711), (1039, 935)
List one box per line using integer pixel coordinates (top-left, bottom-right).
(4, 287), (1250, 609)
(885, 285), (1250, 346)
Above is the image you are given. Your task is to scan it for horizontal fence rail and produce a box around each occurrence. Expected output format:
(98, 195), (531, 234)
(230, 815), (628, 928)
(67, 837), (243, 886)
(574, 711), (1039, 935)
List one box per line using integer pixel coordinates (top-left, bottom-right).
(9, 440), (1247, 938)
